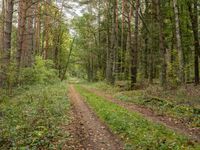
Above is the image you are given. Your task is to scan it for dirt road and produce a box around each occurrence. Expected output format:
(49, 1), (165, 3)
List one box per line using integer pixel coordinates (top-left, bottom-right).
(65, 85), (124, 150)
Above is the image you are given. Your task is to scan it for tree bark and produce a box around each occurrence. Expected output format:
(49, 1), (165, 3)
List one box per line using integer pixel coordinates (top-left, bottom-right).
(120, 0), (125, 80)
(156, 0), (167, 86)
(106, 0), (115, 84)
(188, 0), (199, 84)
(130, 0), (140, 88)
(0, 0), (14, 87)
(173, 0), (185, 83)
(17, 0), (26, 70)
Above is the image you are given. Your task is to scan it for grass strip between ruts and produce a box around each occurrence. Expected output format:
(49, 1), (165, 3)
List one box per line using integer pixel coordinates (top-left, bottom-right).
(75, 85), (200, 150)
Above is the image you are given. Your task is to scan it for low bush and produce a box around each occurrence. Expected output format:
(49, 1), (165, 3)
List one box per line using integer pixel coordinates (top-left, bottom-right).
(19, 56), (58, 86)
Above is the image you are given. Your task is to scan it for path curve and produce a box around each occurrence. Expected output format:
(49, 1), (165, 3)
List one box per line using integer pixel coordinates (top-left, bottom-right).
(66, 85), (124, 150)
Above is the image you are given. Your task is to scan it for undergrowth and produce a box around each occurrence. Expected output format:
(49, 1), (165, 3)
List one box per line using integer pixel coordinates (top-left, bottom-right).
(85, 82), (200, 128)
(0, 82), (70, 149)
(76, 85), (200, 150)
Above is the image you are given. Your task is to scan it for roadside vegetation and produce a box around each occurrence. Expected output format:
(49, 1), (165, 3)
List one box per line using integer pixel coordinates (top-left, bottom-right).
(84, 82), (200, 128)
(0, 82), (70, 149)
(75, 85), (200, 149)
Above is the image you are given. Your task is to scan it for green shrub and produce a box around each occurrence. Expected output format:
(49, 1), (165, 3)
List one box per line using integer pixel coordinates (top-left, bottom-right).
(19, 56), (58, 86)
(34, 56), (57, 84)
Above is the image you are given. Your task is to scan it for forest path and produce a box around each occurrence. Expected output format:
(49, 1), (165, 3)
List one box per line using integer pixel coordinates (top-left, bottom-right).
(82, 86), (200, 143)
(66, 85), (124, 150)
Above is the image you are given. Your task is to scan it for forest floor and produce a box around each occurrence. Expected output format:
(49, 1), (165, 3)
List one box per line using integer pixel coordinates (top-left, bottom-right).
(66, 85), (124, 149)
(66, 83), (200, 149)
(2, 81), (199, 149)
(82, 86), (200, 142)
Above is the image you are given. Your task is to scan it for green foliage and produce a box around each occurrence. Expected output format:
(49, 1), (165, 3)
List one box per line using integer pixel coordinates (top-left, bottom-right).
(167, 49), (180, 86)
(85, 81), (120, 92)
(34, 56), (57, 84)
(6, 61), (17, 88)
(76, 85), (200, 149)
(19, 56), (58, 86)
(71, 13), (104, 81)
(88, 82), (200, 128)
(0, 82), (70, 149)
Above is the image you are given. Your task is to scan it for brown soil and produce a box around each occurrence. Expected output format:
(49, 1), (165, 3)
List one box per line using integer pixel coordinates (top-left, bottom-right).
(83, 86), (200, 143)
(64, 85), (124, 150)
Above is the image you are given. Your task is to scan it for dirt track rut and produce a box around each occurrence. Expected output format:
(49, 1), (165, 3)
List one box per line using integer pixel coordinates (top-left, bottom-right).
(66, 85), (124, 150)
(84, 86), (200, 143)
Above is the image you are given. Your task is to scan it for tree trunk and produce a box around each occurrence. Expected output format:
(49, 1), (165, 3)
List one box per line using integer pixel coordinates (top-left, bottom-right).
(0, 0), (5, 86)
(188, 0), (199, 85)
(130, 0), (140, 88)
(61, 38), (75, 81)
(114, 0), (119, 81)
(35, 2), (41, 55)
(110, 0), (118, 84)
(17, 0), (26, 71)
(120, 0), (125, 80)
(26, 1), (35, 67)
(156, 0), (167, 86)
(43, 0), (51, 59)
(106, 0), (114, 84)
(0, 0), (14, 87)
(0, 0), (5, 53)
(173, 0), (185, 83)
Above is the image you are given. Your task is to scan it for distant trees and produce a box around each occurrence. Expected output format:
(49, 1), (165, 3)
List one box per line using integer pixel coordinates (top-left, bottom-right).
(73, 0), (200, 87)
(0, 0), (199, 88)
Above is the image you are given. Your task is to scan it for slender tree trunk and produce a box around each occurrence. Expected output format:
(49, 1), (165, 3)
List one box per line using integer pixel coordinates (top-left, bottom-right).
(17, 0), (26, 71)
(1, 0), (5, 53)
(97, 0), (102, 74)
(0, 0), (5, 86)
(173, 0), (185, 83)
(0, 0), (14, 87)
(26, 1), (35, 67)
(149, 0), (156, 84)
(106, 0), (114, 84)
(188, 1), (199, 84)
(120, 0), (125, 80)
(143, 0), (149, 79)
(35, 2), (41, 55)
(114, 0), (119, 80)
(144, 38), (148, 78)
(110, 0), (117, 84)
(43, 0), (51, 59)
(156, 0), (167, 86)
(61, 38), (75, 81)
(130, 0), (140, 88)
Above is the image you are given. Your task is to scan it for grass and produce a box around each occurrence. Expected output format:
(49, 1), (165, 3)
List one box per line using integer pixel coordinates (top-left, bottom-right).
(76, 85), (200, 150)
(0, 82), (70, 149)
(84, 82), (200, 128)
(115, 91), (200, 127)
